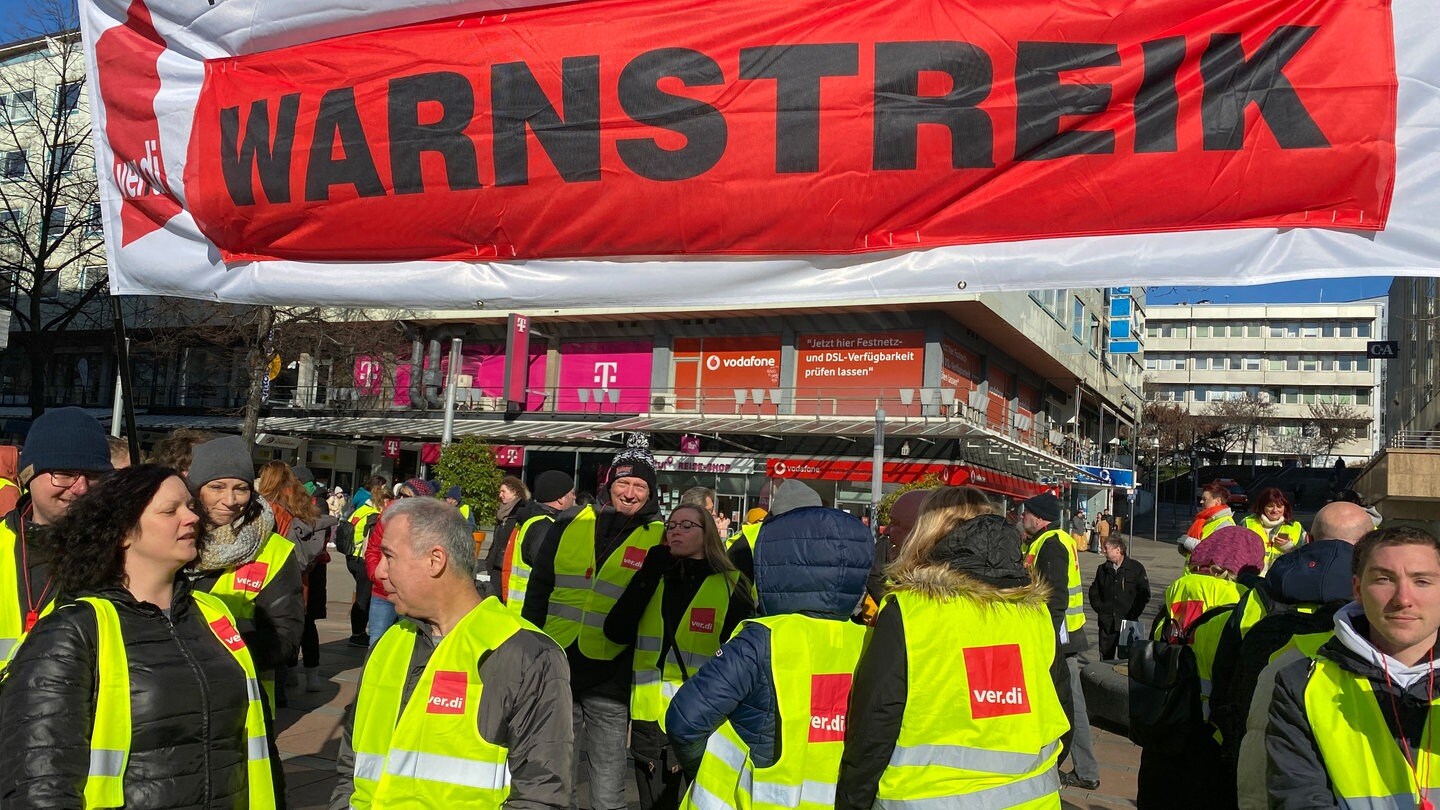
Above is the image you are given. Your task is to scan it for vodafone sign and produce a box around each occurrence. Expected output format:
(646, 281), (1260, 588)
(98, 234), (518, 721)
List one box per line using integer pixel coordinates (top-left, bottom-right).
(674, 336), (781, 413)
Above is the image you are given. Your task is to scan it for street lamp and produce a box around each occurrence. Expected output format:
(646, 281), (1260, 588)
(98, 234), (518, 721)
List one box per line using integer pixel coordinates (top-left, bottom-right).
(1151, 437), (1161, 544)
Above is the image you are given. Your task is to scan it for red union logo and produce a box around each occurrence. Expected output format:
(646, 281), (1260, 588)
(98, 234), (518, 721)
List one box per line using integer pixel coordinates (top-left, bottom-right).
(809, 673), (853, 742)
(232, 561), (269, 594)
(209, 616), (245, 651)
(964, 644), (1031, 719)
(94, 0), (182, 246)
(427, 670), (468, 714)
(689, 607), (716, 634)
(621, 545), (646, 571)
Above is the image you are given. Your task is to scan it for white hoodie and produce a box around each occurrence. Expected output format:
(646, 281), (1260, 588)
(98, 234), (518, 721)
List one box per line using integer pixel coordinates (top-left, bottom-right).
(1332, 601), (1440, 689)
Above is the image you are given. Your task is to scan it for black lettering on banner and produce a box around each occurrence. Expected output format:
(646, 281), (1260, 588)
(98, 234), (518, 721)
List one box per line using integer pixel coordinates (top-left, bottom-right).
(305, 87), (386, 201)
(388, 72), (482, 194)
(1136, 37), (1186, 153)
(1200, 27), (1329, 150)
(219, 94), (300, 206)
(872, 41), (994, 171)
(491, 56), (601, 186)
(617, 48), (728, 181)
(738, 43), (859, 173)
(1014, 42), (1118, 161)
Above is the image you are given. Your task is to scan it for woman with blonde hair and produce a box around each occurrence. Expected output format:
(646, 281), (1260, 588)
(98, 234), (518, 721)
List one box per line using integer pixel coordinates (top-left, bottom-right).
(607, 503), (755, 810)
(838, 486), (1068, 809)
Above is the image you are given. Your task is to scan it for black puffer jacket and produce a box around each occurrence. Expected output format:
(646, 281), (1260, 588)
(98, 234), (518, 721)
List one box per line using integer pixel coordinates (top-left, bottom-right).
(0, 581), (258, 808)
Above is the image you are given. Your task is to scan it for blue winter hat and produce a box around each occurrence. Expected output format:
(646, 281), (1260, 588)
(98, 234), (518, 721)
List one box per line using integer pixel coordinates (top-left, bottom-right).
(19, 407), (113, 485)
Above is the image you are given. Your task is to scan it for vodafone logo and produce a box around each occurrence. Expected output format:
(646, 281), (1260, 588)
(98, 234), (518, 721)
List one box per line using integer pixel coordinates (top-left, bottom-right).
(232, 561), (269, 594)
(808, 673), (853, 742)
(209, 616), (246, 652)
(621, 545), (647, 571)
(690, 607), (716, 634)
(706, 354), (776, 371)
(771, 461), (788, 477)
(964, 644), (1031, 719)
(427, 670), (468, 714)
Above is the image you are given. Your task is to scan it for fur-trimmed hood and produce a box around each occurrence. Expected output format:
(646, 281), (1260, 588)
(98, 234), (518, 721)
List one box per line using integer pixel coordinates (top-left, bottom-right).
(888, 561), (1052, 608)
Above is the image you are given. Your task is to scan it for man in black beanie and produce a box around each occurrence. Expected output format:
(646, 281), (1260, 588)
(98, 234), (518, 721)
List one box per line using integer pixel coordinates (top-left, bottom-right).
(1021, 491), (1100, 790)
(524, 436), (665, 810)
(1, 407), (113, 666)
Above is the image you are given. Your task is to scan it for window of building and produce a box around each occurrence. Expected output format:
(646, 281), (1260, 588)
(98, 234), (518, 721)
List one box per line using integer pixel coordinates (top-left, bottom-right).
(55, 81), (82, 117)
(83, 203), (101, 238)
(0, 208), (17, 243)
(1072, 298), (1085, 341)
(44, 206), (66, 238)
(1243, 356), (1261, 370)
(1357, 357), (1370, 371)
(1282, 388), (1300, 404)
(1247, 325), (1262, 337)
(47, 142), (76, 177)
(1301, 323), (1321, 338)
(1194, 324), (1210, 338)
(1089, 313), (1101, 354)
(1286, 355), (1300, 371)
(1270, 324), (1285, 338)
(1302, 355), (1318, 372)
(1357, 389), (1371, 405)
(1323, 323), (1337, 338)
(1269, 358), (1284, 371)
(2, 149), (25, 180)
(1, 89), (35, 123)
(1320, 357), (1333, 371)
(1146, 325), (1160, 339)
(1193, 357), (1209, 370)
(1358, 322), (1372, 338)
(1286, 322), (1300, 338)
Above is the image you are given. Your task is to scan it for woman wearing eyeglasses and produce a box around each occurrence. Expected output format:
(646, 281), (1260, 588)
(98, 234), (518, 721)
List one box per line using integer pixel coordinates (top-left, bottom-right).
(185, 436), (303, 716)
(0, 465), (277, 807)
(605, 504), (754, 810)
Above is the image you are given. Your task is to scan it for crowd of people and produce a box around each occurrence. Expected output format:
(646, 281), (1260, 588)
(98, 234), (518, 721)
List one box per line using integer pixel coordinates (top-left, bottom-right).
(0, 411), (1437, 809)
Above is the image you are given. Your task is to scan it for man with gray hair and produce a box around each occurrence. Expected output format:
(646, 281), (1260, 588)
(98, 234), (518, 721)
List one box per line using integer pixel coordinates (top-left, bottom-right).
(331, 498), (573, 809)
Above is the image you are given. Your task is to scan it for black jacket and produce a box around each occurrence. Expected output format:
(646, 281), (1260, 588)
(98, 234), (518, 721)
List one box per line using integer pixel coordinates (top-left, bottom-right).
(0, 581), (263, 808)
(1088, 557), (1150, 620)
(523, 500), (663, 698)
(489, 499), (529, 576)
(1265, 608), (1440, 809)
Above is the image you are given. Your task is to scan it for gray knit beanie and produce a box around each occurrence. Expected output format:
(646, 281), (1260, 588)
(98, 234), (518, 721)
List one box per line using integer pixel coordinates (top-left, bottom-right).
(186, 435), (255, 489)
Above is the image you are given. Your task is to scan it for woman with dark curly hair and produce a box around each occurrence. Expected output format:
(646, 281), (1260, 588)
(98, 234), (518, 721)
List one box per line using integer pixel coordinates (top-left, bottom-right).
(185, 436), (303, 712)
(1242, 486), (1307, 571)
(0, 464), (278, 807)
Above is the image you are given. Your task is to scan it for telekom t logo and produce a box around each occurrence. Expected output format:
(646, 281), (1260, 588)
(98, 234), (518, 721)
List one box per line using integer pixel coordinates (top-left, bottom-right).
(593, 361), (618, 388)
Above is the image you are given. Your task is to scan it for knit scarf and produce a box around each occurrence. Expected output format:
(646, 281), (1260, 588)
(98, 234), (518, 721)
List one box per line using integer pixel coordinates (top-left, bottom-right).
(188, 498), (276, 575)
(495, 497), (519, 524)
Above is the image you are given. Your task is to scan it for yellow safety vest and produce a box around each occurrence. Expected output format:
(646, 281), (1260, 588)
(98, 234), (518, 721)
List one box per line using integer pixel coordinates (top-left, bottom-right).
(1305, 651), (1440, 808)
(459, 504), (472, 522)
(727, 523), (760, 554)
(75, 591), (274, 809)
(874, 592), (1066, 809)
(683, 613), (868, 810)
(351, 598), (527, 809)
(1242, 515), (1305, 570)
(0, 519), (26, 666)
(542, 505), (664, 658)
(1156, 573), (1246, 640)
(1190, 606), (1232, 726)
(1025, 528), (1085, 634)
(506, 513), (550, 617)
(204, 532), (297, 621)
(349, 504), (381, 558)
(632, 572), (734, 730)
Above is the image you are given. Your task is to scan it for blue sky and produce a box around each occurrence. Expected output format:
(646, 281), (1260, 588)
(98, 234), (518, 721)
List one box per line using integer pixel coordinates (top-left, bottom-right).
(1146, 277), (1393, 305)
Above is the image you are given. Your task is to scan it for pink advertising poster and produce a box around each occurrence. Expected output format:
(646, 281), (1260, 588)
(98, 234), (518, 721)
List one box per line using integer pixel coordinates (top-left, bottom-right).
(443, 344), (549, 410)
(558, 340), (654, 412)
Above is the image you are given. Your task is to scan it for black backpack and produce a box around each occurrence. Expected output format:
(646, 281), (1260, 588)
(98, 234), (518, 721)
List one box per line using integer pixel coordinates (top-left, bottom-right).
(333, 519), (357, 556)
(1128, 605), (1232, 750)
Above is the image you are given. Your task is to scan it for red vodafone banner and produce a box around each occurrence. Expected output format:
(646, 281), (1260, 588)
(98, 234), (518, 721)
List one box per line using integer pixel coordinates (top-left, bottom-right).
(182, 0), (1393, 262)
(80, 0), (1439, 310)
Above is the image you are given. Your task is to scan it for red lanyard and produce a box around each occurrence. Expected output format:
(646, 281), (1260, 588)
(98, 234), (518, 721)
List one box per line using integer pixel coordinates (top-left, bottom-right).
(1382, 651), (1436, 810)
(17, 511), (53, 632)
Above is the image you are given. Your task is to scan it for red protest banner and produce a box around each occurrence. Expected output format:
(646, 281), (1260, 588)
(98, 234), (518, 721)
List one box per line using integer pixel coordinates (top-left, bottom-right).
(186, 0), (1394, 263)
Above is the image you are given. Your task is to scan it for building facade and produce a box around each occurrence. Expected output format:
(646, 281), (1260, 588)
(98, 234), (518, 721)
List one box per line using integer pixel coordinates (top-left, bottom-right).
(1145, 301), (1384, 466)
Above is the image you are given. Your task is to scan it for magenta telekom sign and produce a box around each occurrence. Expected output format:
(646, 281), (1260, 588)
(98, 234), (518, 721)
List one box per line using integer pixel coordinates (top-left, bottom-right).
(558, 340), (653, 412)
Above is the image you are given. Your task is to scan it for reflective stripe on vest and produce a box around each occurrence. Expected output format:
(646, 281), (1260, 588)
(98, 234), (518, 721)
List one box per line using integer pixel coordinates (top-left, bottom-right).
(505, 514), (550, 616)
(79, 593), (274, 809)
(1305, 652), (1440, 808)
(1025, 528), (1085, 633)
(682, 614), (868, 810)
(632, 573), (733, 728)
(1190, 606), (1234, 724)
(348, 504), (381, 558)
(0, 520), (22, 667)
(543, 505), (665, 657)
(351, 598), (533, 809)
(874, 592), (1066, 810)
(1202, 512), (1236, 539)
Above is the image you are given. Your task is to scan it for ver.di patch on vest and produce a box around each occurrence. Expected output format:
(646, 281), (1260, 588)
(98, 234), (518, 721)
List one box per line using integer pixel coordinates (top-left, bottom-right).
(964, 643), (1031, 719)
